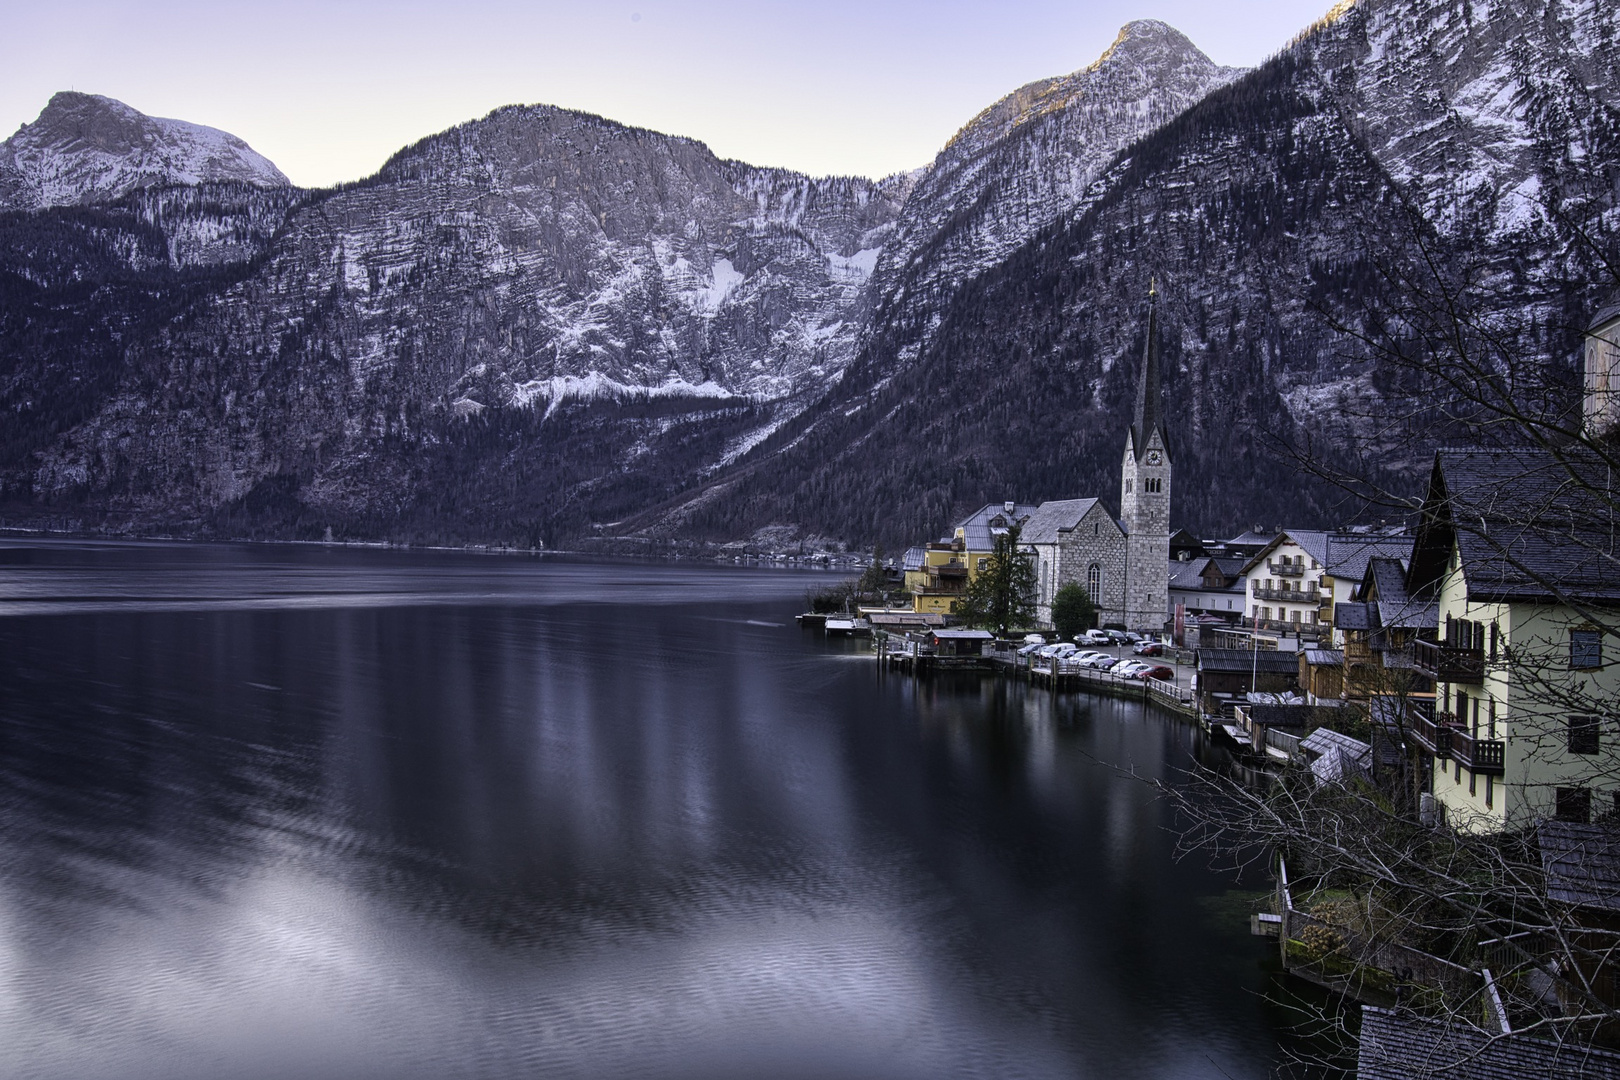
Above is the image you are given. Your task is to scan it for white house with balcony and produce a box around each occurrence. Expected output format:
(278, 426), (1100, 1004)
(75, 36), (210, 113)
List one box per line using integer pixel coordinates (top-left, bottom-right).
(1240, 529), (1414, 634)
(1404, 447), (1620, 832)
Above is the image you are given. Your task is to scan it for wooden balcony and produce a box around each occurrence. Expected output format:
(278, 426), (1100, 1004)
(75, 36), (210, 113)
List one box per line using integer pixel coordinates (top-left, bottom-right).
(1413, 639), (1483, 683)
(1409, 708), (1463, 756)
(1267, 560), (1305, 577)
(1253, 585), (1321, 603)
(1451, 729), (1505, 775)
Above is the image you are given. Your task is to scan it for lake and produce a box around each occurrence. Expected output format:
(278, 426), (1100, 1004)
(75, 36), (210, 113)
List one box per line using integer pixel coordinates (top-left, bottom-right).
(0, 541), (1302, 1079)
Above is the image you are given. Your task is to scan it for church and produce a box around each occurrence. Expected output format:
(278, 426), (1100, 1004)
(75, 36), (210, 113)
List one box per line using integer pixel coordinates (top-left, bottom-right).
(1029, 284), (1170, 630)
(912, 286), (1171, 631)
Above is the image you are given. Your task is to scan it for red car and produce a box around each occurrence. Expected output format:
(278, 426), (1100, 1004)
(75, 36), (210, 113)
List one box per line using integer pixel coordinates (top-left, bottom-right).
(1132, 641), (1163, 656)
(1134, 665), (1175, 681)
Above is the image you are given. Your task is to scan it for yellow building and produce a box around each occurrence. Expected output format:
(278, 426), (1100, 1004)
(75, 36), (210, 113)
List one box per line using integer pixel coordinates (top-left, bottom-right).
(903, 502), (1036, 615)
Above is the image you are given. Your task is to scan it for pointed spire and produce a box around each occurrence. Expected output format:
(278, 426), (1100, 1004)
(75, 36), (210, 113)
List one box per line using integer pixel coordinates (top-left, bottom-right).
(1131, 283), (1166, 461)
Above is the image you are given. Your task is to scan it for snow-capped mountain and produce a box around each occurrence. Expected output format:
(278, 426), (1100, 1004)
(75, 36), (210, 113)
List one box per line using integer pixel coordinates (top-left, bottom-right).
(869, 20), (1242, 325)
(652, 0), (1620, 547)
(0, 0), (1615, 549)
(0, 92), (289, 211)
(0, 97), (915, 534)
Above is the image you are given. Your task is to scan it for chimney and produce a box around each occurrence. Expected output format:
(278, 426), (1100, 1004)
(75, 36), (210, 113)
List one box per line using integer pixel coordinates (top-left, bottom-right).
(1004, 500), (1016, 515)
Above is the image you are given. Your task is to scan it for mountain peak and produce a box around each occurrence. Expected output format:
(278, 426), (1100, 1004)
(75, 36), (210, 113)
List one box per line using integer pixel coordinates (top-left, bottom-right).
(1091, 20), (1219, 75)
(0, 91), (289, 211)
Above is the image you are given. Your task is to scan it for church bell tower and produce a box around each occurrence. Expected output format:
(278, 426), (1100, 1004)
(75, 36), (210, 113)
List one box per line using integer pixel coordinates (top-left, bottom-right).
(1120, 283), (1171, 631)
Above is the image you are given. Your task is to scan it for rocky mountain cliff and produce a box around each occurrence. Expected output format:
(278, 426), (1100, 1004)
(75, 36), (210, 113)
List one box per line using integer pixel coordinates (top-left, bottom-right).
(1, 0), (1615, 549)
(0, 96), (915, 540)
(642, 0), (1620, 548)
(0, 92), (289, 211)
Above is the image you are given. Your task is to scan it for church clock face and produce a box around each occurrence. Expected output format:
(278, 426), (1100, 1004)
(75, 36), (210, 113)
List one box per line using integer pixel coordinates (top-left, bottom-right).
(1146, 450), (1162, 466)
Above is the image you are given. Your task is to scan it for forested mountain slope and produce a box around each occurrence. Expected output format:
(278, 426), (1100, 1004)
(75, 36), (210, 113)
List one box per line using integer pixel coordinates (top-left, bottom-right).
(648, 0), (1620, 548)
(0, 0), (1615, 548)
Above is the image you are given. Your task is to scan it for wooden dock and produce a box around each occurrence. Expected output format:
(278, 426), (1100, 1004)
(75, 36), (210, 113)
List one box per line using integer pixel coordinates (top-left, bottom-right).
(874, 631), (1199, 720)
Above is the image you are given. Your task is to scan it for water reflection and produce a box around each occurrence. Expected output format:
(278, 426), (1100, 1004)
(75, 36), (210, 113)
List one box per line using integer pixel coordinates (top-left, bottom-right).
(0, 542), (1285, 1079)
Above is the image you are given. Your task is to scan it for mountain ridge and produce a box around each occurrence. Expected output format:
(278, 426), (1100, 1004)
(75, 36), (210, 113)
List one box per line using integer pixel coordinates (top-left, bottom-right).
(0, 0), (1615, 550)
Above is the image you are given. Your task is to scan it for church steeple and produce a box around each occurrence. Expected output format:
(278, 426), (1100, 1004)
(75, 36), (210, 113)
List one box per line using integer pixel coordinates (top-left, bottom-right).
(1130, 280), (1167, 462)
(1119, 280), (1171, 631)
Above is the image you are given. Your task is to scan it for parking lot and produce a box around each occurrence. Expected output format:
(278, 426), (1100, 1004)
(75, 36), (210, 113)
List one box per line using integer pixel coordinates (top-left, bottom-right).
(1017, 638), (1196, 692)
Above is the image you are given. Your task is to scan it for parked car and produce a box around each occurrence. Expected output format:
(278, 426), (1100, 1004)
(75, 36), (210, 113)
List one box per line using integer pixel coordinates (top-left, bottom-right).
(1124, 632), (1145, 643)
(1082, 628), (1111, 645)
(1111, 659), (1150, 677)
(1132, 641), (1164, 657)
(1134, 665), (1175, 682)
(1016, 642), (1044, 656)
(1023, 634), (1047, 645)
(1084, 654), (1118, 669)
(1073, 651), (1109, 665)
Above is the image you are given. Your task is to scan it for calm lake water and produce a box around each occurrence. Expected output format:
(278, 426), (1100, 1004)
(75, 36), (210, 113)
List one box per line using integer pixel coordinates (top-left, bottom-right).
(0, 541), (1300, 1079)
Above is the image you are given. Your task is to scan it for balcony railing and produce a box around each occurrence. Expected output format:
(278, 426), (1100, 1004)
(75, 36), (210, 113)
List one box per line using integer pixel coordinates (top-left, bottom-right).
(1410, 709), (1464, 756)
(1267, 560), (1306, 577)
(1413, 639), (1484, 683)
(1451, 729), (1505, 774)
(1253, 586), (1322, 603)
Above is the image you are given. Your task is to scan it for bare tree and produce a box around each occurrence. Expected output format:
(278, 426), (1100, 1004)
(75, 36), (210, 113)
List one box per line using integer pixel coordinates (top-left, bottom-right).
(1167, 205), (1620, 1074)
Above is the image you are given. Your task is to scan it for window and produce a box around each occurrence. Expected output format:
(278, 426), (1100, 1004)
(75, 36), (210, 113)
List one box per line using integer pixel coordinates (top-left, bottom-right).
(976, 558), (988, 572)
(1125, 479), (1134, 494)
(1572, 629), (1603, 669)
(1087, 563), (1101, 599)
(1489, 622), (1499, 662)
(1556, 786), (1592, 824)
(1569, 715), (1601, 755)
(1485, 774), (1493, 810)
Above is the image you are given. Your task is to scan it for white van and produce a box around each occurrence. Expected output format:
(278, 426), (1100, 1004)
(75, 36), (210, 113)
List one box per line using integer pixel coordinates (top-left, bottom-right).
(1082, 628), (1110, 645)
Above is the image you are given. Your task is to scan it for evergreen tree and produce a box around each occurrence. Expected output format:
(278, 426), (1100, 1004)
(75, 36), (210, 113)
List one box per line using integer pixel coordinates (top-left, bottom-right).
(956, 525), (1036, 637)
(1050, 582), (1096, 640)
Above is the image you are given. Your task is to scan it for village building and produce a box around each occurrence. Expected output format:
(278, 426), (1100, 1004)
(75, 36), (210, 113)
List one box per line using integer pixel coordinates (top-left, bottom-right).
(901, 287), (1172, 632)
(1168, 554), (1246, 620)
(902, 502), (1038, 615)
(1239, 528), (1412, 634)
(1405, 445), (1620, 831)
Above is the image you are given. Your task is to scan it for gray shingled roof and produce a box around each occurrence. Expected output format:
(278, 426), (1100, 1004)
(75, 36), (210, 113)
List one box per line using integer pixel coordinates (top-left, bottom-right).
(1335, 602), (1371, 631)
(951, 502), (1041, 551)
(1224, 529), (1276, 550)
(1326, 532), (1413, 582)
(1412, 449), (1620, 604)
(1591, 291), (1620, 332)
(902, 546), (926, 572)
(1357, 1006), (1620, 1079)
(1197, 649), (1300, 674)
(1020, 498), (1102, 545)
(1365, 556), (1437, 630)
(1539, 820), (1620, 912)
(1168, 560), (1208, 591)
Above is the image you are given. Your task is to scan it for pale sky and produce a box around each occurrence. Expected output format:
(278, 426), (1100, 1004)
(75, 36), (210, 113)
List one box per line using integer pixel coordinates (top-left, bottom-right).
(5, 0), (1340, 188)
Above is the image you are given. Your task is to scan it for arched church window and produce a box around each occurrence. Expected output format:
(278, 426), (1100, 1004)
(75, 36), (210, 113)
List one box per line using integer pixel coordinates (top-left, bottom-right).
(1125, 479), (1133, 494)
(1088, 563), (1102, 599)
